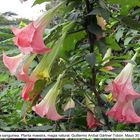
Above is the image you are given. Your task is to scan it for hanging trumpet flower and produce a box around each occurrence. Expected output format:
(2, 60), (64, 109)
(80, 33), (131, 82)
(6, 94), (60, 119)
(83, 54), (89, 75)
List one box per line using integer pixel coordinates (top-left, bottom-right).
(12, 1), (65, 54)
(32, 72), (65, 121)
(106, 52), (140, 123)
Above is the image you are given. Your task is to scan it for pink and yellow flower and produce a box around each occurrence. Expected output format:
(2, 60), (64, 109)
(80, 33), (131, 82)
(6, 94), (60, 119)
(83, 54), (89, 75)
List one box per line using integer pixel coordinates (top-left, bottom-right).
(32, 72), (65, 121)
(106, 52), (140, 123)
(105, 52), (140, 101)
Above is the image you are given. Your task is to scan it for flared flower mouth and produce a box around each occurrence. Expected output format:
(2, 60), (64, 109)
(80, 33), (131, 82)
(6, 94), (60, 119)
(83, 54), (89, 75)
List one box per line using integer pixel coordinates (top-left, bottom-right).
(107, 100), (140, 124)
(11, 1), (65, 55)
(3, 53), (35, 82)
(32, 89), (64, 121)
(32, 72), (65, 121)
(106, 52), (140, 124)
(12, 22), (51, 54)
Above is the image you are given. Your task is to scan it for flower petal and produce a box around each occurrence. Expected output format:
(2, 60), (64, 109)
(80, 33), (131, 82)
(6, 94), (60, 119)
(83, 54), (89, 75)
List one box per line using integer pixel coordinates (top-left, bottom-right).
(3, 53), (23, 76)
(32, 73), (65, 121)
(12, 23), (36, 48)
(33, 103), (63, 121)
(31, 24), (51, 54)
(87, 111), (98, 129)
(107, 101), (140, 124)
(21, 80), (35, 101)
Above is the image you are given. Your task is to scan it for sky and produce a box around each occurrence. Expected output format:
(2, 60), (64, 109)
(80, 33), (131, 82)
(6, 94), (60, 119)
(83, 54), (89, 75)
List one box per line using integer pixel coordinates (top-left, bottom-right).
(0, 0), (47, 20)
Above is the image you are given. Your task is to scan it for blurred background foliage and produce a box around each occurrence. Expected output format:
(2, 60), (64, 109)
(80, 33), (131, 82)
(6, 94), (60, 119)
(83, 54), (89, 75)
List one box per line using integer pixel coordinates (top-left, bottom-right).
(0, 0), (140, 131)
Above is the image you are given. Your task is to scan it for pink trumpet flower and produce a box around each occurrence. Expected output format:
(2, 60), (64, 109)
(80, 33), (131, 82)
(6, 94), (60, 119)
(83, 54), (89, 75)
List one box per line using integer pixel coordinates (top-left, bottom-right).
(3, 53), (24, 76)
(12, 21), (51, 54)
(3, 53), (36, 101)
(107, 101), (140, 124)
(105, 52), (140, 101)
(106, 52), (140, 123)
(32, 72), (65, 121)
(12, 2), (65, 54)
(3, 53), (35, 82)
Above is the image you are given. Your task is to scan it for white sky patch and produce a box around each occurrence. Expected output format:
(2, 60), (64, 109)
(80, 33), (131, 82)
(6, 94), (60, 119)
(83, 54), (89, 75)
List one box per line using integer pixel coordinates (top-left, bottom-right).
(0, 0), (48, 20)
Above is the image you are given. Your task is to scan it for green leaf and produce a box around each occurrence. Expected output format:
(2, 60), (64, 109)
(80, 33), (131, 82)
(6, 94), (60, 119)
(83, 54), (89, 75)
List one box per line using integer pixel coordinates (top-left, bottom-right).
(33, 0), (50, 6)
(0, 73), (9, 83)
(87, 23), (102, 35)
(61, 31), (86, 56)
(124, 37), (133, 47)
(115, 27), (124, 42)
(88, 7), (110, 21)
(105, 35), (121, 50)
(96, 40), (107, 57)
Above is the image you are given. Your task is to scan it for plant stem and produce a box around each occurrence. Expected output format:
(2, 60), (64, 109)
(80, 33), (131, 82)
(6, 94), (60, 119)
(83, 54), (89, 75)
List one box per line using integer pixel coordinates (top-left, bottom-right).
(85, 0), (111, 130)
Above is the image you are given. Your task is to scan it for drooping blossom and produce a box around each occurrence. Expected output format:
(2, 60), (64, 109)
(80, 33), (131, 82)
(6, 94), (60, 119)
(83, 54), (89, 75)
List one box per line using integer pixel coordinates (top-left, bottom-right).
(63, 98), (75, 111)
(3, 53), (24, 76)
(87, 111), (102, 129)
(32, 72), (65, 121)
(107, 100), (140, 124)
(3, 53), (36, 101)
(85, 95), (102, 128)
(105, 52), (140, 101)
(17, 21), (72, 101)
(3, 53), (35, 82)
(12, 21), (51, 54)
(106, 52), (140, 123)
(29, 26), (68, 81)
(12, 2), (64, 54)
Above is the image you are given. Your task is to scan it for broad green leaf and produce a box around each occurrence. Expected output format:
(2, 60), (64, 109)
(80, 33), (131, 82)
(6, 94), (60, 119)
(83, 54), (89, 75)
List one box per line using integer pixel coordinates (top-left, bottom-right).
(105, 35), (121, 50)
(124, 37), (133, 47)
(61, 31), (86, 56)
(87, 23), (102, 35)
